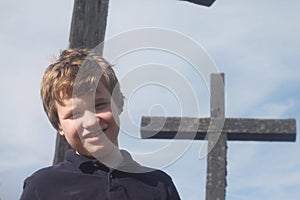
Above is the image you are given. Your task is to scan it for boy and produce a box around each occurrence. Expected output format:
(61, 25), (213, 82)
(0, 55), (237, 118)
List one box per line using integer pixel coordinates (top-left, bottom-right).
(20, 49), (181, 200)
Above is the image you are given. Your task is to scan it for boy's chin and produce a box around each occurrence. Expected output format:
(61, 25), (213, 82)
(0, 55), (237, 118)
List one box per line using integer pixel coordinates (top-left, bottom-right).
(83, 143), (118, 159)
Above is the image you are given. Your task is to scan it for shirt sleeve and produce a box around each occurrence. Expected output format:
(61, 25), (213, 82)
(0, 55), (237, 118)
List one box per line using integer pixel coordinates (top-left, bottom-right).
(166, 177), (181, 200)
(20, 176), (40, 200)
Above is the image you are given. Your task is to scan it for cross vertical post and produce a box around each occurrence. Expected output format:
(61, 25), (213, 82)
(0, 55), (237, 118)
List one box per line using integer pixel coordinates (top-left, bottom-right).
(206, 73), (226, 200)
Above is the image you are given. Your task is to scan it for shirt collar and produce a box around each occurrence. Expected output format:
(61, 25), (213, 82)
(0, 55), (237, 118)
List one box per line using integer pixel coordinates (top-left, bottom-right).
(65, 149), (147, 174)
(65, 150), (102, 174)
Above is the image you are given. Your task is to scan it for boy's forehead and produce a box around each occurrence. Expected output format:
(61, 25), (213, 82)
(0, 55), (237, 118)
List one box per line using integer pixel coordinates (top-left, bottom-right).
(57, 78), (112, 106)
(69, 82), (111, 102)
(57, 96), (84, 108)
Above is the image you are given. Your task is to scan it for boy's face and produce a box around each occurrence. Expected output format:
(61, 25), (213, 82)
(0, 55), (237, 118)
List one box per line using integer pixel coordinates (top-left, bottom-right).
(56, 81), (120, 159)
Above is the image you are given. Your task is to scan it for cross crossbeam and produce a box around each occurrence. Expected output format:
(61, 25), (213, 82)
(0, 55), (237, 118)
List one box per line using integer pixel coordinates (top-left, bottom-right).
(141, 117), (296, 141)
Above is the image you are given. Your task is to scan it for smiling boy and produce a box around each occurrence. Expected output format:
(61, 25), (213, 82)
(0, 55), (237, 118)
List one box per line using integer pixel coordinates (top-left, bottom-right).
(20, 49), (181, 200)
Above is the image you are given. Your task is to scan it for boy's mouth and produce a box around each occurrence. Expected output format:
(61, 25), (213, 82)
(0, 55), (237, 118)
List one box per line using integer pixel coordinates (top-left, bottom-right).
(81, 128), (108, 139)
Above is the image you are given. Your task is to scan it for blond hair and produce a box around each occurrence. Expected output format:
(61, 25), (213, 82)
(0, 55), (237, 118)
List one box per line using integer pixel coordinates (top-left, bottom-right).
(41, 49), (124, 130)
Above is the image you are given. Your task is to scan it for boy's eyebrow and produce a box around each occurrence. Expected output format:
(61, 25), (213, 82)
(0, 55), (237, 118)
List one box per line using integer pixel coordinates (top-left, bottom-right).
(61, 105), (83, 119)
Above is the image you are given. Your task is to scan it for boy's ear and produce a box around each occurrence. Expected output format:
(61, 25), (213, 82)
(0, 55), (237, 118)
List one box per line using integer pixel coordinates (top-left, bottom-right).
(58, 130), (64, 136)
(58, 125), (64, 136)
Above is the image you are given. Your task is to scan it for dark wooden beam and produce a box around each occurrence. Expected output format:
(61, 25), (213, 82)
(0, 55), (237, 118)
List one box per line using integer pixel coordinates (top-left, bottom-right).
(53, 0), (109, 165)
(180, 0), (216, 7)
(206, 73), (226, 200)
(52, 134), (71, 165)
(141, 117), (297, 142)
(69, 0), (109, 50)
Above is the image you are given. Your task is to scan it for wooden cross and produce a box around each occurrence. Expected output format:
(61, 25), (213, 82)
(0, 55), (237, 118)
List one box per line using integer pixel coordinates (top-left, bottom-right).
(141, 73), (296, 200)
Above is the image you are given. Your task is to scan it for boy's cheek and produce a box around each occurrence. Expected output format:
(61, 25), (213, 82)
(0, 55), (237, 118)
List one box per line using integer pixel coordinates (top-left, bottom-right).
(60, 121), (80, 136)
(57, 124), (64, 135)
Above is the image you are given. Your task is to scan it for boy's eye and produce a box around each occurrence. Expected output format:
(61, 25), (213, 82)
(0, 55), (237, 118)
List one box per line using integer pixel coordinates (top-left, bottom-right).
(95, 102), (110, 110)
(70, 111), (83, 119)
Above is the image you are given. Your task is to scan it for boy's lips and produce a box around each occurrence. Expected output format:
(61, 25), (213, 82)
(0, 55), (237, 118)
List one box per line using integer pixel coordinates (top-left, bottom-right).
(81, 128), (108, 139)
(81, 132), (103, 144)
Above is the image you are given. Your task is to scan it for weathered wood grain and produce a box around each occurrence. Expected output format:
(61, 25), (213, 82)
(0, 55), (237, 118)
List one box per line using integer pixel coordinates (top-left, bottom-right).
(141, 117), (296, 141)
(69, 0), (109, 50)
(206, 73), (226, 200)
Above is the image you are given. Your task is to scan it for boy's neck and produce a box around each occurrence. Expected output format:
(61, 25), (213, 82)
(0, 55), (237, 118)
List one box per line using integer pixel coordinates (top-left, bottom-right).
(98, 147), (124, 169)
(77, 147), (124, 169)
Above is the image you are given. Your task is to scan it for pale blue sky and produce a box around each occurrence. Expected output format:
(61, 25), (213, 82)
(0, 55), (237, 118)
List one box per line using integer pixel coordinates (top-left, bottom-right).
(0, 0), (299, 199)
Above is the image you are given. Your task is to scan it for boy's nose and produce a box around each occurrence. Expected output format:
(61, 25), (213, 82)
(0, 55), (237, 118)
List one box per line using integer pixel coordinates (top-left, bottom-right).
(82, 111), (100, 130)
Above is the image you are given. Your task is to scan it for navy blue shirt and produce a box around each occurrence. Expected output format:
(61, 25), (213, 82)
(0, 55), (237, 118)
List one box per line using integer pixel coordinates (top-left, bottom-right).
(20, 150), (181, 200)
